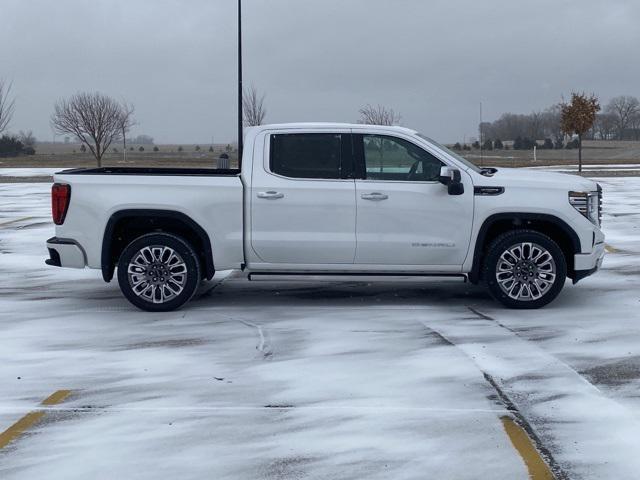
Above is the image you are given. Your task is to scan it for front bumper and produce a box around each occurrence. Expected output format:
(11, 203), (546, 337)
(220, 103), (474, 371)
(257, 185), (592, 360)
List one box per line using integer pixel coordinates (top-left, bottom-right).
(46, 237), (86, 269)
(573, 242), (605, 283)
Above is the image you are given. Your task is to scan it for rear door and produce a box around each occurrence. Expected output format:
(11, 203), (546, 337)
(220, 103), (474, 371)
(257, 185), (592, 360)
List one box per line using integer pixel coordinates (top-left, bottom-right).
(353, 132), (474, 268)
(250, 129), (357, 265)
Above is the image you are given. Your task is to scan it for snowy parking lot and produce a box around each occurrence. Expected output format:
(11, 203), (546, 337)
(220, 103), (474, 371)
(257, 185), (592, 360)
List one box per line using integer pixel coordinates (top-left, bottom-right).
(1, 178), (639, 479)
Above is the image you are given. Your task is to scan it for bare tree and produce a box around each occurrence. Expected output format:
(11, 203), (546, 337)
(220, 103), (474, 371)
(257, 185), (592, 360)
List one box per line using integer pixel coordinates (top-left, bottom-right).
(243, 85), (266, 126)
(630, 112), (640, 141)
(51, 92), (126, 167)
(594, 112), (617, 140)
(560, 92), (600, 172)
(119, 101), (136, 162)
(0, 79), (15, 135)
(356, 105), (400, 172)
(18, 130), (36, 148)
(541, 105), (563, 143)
(605, 95), (640, 140)
(527, 110), (544, 140)
(358, 104), (401, 125)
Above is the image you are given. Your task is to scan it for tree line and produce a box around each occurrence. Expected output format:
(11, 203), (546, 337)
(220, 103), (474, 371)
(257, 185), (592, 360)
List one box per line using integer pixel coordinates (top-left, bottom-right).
(4, 74), (632, 171)
(479, 95), (640, 146)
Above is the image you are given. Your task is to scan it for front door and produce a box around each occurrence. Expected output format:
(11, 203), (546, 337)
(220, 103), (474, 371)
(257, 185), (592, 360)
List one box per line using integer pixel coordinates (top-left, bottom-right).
(250, 130), (356, 265)
(353, 133), (473, 268)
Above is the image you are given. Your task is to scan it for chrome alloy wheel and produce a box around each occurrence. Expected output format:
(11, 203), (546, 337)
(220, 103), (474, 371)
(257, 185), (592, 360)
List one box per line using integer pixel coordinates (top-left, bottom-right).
(495, 242), (557, 301)
(127, 245), (188, 304)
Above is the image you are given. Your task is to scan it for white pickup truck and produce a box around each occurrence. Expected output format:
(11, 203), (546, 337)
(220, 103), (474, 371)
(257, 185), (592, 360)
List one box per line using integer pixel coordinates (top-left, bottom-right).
(46, 123), (605, 311)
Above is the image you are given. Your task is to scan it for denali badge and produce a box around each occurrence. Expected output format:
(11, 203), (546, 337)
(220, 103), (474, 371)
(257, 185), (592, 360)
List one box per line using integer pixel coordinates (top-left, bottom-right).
(412, 242), (456, 248)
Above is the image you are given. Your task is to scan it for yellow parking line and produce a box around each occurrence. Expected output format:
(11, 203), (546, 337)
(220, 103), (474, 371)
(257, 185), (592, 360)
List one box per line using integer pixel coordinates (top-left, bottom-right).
(41, 390), (72, 405)
(0, 390), (72, 449)
(502, 416), (555, 480)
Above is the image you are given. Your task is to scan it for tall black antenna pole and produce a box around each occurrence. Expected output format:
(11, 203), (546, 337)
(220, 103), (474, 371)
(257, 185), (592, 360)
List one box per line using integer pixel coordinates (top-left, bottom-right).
(479, 101), (483, 167)
(237, 0), (243, 168)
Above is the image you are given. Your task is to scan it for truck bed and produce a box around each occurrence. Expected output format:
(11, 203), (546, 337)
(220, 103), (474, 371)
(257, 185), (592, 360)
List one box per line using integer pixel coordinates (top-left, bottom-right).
(52, 167), (245, 272)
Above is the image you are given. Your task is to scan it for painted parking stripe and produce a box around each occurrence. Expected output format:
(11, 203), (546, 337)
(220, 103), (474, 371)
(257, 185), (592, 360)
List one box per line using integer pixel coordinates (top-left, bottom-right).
(0, 390), (71, 449)
(502, 417), (555, 480)
(41, 390), (72, 405)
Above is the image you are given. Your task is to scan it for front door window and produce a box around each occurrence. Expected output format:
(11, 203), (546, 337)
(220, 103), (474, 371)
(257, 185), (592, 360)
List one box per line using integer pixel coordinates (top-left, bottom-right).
(362, 135), (443, 182)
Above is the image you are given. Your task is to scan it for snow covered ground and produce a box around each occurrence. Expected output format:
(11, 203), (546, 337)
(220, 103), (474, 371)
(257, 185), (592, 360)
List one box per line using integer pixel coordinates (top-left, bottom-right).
(0, 168), (63, 178)
(528, 164), (640, 174)
(1, 178), (639, 479)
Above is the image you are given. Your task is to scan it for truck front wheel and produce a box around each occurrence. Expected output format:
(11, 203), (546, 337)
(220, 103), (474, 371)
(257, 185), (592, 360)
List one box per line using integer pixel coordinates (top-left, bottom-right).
(117, 233), (201, 312)
(483, 230), (567, 309)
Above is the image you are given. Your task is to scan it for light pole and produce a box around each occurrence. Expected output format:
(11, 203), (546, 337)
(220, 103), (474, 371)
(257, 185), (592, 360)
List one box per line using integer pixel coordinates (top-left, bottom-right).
(479, 101), (483, 167)
(237, 0), (243, 168)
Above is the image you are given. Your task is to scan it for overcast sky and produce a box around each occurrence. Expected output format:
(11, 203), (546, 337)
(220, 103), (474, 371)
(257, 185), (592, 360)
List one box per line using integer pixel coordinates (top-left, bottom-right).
(2, 0), (639, 144)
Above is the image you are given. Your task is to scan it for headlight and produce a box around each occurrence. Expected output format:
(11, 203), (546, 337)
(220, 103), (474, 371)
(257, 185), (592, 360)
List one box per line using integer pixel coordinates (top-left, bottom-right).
(569, 190), (601, 226)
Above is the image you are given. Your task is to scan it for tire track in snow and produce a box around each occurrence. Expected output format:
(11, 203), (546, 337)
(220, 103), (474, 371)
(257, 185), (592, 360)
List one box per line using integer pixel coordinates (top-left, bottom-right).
(195, 273), (275, 359)
(425, 307), (640, 479)
(236, 318), (273, 359)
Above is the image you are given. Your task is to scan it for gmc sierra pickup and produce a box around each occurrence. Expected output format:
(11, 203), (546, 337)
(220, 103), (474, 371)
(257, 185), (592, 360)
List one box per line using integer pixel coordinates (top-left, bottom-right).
(46, 123), (605, 311)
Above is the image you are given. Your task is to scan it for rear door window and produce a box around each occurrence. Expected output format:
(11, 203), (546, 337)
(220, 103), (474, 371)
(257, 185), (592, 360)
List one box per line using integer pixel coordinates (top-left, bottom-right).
(270, 133), (345, 179)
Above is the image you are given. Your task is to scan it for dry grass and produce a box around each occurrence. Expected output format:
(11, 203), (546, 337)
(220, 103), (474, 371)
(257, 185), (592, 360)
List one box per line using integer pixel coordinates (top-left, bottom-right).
(0, 143), (239, 169)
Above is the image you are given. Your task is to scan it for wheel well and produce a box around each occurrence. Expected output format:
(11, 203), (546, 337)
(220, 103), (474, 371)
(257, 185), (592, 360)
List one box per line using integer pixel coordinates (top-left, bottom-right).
(101, 210), (214, 282)
(469, 214), (580, 283)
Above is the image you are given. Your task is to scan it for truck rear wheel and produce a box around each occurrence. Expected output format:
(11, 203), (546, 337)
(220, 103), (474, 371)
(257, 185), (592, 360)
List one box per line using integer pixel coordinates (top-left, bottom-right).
(483, 230), (567, 309)
(117, 233), (201, 312)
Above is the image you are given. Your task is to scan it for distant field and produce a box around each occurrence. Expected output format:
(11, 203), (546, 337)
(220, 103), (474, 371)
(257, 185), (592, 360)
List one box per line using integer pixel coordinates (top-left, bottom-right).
(0, 143), (240, 169)
(1, 140), (640, 171)
(458, 140), (640, 169)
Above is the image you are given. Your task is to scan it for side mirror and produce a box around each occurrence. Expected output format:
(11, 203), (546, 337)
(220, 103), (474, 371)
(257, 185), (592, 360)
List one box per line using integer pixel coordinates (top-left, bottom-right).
(439, 166), (464, 195)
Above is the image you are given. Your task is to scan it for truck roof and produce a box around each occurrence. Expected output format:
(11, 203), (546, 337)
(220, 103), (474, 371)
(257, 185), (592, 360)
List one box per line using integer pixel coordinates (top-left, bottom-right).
(247, 123), (419, 135)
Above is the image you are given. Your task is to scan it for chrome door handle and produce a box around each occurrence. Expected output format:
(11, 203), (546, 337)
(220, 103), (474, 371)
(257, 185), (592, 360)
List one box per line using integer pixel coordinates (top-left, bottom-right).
(361, 192), (389, 201)
(257, 191), (284, 199)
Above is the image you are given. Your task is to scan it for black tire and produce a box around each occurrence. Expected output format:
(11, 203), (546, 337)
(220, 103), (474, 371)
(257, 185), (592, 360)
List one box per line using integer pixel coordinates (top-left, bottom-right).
(117, 233), (201, 312)
(483, 230), (567, 309)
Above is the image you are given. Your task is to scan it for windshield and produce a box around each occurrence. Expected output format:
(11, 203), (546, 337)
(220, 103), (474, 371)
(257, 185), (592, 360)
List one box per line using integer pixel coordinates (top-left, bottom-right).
(416, 133), (482, 173)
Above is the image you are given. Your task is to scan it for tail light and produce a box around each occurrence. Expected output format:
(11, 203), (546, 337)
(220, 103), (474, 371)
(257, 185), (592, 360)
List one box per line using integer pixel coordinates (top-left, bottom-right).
(52, 183), (71, 225)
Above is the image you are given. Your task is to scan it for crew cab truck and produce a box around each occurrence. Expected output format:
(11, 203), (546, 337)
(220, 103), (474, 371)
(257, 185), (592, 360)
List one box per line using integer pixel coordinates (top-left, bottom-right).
(46, 123), (605, 311)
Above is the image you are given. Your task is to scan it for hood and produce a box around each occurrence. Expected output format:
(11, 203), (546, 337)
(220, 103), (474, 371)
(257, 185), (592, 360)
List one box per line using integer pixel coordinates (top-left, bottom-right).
(479, 167), (598, 191)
